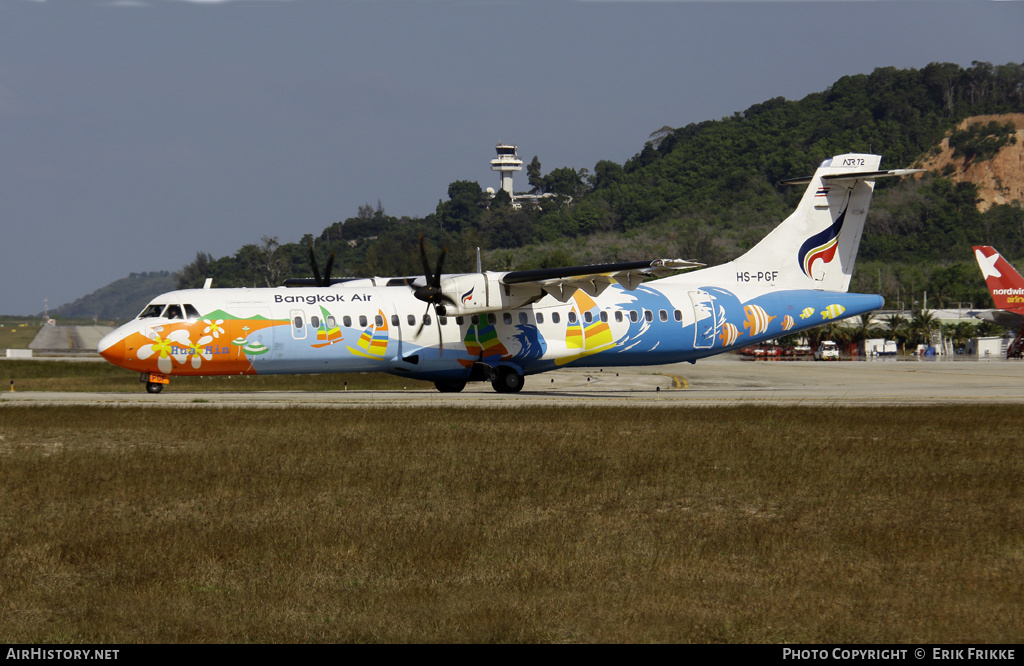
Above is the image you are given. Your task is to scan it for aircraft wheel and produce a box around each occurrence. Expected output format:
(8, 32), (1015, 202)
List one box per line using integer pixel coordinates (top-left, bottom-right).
(435, 379), (467, 393)
(146, 382), (164, 394)
(491, 367), (524, 393)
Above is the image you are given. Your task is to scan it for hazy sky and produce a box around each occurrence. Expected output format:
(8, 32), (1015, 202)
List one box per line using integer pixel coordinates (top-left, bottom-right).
(1, 0), (1021, 316)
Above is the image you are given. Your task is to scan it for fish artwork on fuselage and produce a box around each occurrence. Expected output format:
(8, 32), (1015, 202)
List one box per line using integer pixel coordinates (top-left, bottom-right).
(99, 153), (922, 393)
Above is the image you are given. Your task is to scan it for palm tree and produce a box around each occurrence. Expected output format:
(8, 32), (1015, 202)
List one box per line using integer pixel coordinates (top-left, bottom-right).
(821, 321), (849, 345)
(910, 310), (939, 348)
(882, 313), (907, 342)
(943, 321), (979, 355)
(848, 313), (878, 355)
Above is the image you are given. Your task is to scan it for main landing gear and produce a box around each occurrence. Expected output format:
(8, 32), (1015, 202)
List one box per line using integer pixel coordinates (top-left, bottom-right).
(491, 366), (525, 393)
(434, 366), (525, 394)
(434, 379), (467, 393)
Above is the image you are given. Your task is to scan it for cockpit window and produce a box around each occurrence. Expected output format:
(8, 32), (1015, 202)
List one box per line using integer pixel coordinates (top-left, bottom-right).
(165, 305), (183, 320)
(138, 304), (166, 319)
(184, 304), (201, 320)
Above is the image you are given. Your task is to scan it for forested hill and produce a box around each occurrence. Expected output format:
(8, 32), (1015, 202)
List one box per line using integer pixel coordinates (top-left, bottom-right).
(168, 62), (1023, 318)
(52, 272), (176, 322)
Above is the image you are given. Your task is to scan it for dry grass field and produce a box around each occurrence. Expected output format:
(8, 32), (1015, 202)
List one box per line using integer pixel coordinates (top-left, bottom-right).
(0, 359), (421, 392)
(0, 404), (1021, 643)
(0, 323), (40, 350)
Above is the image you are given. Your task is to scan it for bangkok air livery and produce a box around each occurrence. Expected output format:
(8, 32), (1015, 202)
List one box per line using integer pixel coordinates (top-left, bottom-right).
(99, 153), (920, 393)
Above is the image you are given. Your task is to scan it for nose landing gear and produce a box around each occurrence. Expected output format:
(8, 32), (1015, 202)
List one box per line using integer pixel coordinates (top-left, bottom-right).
(141, 372), (169, 394)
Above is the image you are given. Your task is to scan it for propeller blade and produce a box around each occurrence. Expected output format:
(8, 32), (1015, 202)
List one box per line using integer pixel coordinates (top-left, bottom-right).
(415, 302), (431, 337)
(419, 234), (433, 284)
(433, 248), (447, 288)
(435, 307), (443, 357)
(322, 252), (335, 286)
(308, 243), (322, 286)
(411, 236), (454, 321)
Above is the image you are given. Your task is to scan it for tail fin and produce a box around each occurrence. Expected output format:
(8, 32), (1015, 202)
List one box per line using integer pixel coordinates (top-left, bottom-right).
(677, 154), (920, 292)
(974, 246), (1024, 314)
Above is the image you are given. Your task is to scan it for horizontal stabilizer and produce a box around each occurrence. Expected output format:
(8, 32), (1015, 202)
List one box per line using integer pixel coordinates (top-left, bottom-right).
(780, 168), (923, 187)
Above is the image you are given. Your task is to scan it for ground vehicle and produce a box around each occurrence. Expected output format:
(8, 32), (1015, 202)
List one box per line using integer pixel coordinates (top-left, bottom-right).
(814, 341), (840, 361)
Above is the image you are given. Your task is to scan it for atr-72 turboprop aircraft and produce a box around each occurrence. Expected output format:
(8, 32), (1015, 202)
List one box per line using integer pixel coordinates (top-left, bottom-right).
(98, 153), (919, 393)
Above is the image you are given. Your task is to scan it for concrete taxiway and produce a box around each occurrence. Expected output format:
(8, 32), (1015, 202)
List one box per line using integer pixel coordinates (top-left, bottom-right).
(26, 325), (114, 354)
(2, 354), (1021, 408)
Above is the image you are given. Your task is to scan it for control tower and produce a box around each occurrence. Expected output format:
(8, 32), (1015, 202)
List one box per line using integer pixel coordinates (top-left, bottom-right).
(490, 143), (523, 195)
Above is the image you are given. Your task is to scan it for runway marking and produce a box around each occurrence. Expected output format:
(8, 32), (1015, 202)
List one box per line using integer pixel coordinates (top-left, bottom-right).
(661, 374), (689, 389)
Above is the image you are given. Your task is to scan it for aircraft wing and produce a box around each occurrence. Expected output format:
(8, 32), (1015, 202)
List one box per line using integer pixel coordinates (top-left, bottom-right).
(971, 309), (1024, 330)
(281, 257), (702, 315)
(501, 259), (702, 297)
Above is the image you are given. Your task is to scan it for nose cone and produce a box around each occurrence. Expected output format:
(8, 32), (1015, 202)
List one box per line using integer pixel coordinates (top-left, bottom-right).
(97, 329), (127, 365)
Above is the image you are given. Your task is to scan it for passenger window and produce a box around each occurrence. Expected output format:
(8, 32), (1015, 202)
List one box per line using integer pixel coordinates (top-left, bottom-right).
(392, 314), (399, 326)
(584, 312), (593, 324)
(659, 310), (668, 322)
(407, 314), (416, 326)
(376, 315), (384, 327)
(615, 311), (623, 323)
(439, 316), (448, 326)
(293, 316), (303, 329)
(456, 316), (465, 325)
(552, 312), (560, 324)
(423, 314), (431, 326)
(487, 314), (496, 325)
(519, 312), (528, 325)
(184, 304), (201, 320)
(600, 311), (608, 323)
(311, 316), (321, 329)
(343, 316), (352, 327)
(674, 310), (682, 322)
(471, 315), (480, 325)
(359, 315), (368, 327)
(645, 310), (654, 322)
(630, 311), (638, 323)
(536, 313), (544, 324)
(568, 312), (577, 324)
(503, 313), (512, 325)
(327, 316), (337, 328)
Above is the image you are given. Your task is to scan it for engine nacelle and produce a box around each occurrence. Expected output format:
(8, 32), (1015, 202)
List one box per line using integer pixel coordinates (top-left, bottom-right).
(436, 273), (543, 316)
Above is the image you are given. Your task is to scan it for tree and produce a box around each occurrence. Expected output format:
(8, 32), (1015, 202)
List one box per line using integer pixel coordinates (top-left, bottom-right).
(882, 313), (908, 344)
(848, 313), (879, 351)
(591, 160), (624, 190)
(437, 180), (485, 235)
(545, 167), (585, 198)
(527, 156), (544, 194)
(175, 251), (213, 290)
(255, 235), (283, 288)
(909, 310), (938, 347)
(490, 188), (512, 210)
(943, 321), (980, 355)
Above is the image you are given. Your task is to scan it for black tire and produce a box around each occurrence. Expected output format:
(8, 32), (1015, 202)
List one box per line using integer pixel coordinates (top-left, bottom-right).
(435, 379), (467, 393)
(491, 367), (524, 393)
(146, 382), (164, 394)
